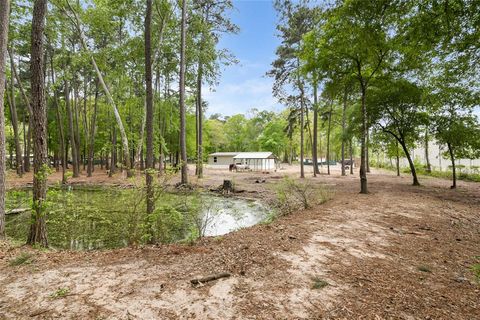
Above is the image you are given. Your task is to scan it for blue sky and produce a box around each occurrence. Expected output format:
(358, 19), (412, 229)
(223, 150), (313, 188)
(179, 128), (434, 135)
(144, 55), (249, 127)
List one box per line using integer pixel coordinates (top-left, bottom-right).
(203, 0), (282, 117)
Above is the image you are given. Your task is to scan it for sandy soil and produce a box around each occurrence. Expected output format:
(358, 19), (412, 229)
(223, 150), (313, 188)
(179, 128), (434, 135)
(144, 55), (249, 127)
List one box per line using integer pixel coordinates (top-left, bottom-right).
(1, 165), (479, 319)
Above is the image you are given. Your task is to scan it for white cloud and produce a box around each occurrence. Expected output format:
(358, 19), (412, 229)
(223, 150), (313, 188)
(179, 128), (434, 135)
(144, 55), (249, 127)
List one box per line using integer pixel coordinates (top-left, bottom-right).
(204, 59), (282, 117)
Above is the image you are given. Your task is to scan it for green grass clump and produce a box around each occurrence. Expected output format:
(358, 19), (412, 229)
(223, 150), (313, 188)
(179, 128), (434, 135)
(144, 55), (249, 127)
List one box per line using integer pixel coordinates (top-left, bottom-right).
(49, 288), (70, 299)
(9, 252), (33, 267)
(418, 265), (431, 273)
(311, 277), (329, 289)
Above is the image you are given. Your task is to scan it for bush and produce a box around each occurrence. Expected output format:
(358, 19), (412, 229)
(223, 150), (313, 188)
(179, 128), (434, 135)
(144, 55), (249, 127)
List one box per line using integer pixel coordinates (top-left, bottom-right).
(274, 177), (330, 215)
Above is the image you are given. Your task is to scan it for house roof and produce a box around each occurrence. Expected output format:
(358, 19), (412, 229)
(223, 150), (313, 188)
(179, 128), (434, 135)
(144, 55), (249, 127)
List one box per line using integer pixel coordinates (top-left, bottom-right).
(233, 152), (275, 159)
(209, 152), (240, 157)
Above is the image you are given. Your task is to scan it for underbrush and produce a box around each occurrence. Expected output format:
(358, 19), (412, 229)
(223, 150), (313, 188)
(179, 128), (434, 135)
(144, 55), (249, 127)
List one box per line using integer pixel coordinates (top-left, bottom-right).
(272, 176), (331, 216)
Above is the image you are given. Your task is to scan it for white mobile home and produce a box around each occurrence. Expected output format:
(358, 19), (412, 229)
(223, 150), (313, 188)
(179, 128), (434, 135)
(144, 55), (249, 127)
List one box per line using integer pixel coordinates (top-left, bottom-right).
(208, 152), (239, 167)
(233, 152), (277, 171)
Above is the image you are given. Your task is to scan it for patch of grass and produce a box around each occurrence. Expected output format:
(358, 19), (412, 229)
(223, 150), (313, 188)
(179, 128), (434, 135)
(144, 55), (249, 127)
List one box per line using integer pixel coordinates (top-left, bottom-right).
(9, 252), (33, 266)
(311, 277), (329, 289)
(472, 264), (480, 282)
(418, 265), (431, 273)
(49, 288), (70, 299)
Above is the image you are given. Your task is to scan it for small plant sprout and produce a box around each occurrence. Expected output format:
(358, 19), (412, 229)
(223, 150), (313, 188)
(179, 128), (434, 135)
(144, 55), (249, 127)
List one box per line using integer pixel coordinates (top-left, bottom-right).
(49, 288), (70, 299)
(311, 277), (329, 289)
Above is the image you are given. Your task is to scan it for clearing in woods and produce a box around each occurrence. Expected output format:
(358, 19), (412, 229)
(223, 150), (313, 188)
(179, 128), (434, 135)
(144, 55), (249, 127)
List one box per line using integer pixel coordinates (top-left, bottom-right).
(0, 166), (479, 319)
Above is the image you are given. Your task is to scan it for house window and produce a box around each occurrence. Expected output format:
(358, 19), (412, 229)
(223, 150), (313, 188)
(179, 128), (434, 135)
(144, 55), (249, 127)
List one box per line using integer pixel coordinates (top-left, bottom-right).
(214, 157), (217, 163)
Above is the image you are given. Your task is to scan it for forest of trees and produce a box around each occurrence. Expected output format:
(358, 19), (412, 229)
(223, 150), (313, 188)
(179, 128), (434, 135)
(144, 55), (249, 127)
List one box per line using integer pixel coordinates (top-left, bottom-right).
(0, 0), (479, 246)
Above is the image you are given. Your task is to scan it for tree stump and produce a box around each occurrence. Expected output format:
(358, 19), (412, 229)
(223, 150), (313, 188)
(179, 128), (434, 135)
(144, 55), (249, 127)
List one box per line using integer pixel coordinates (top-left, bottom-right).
(223, 180), (233, 194)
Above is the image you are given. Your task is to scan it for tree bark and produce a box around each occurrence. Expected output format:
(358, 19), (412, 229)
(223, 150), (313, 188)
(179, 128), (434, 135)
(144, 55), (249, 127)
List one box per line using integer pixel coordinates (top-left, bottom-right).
(7, 76), (23, 176)
(65, 80), (79, 177)
(425, 128), (431, 173)
(360, 85), (368, 194)
(196, 59), (203, 178)
(326, 101), (333, 176)
(0, 0), (10, 239)
(87, 80), (98, 177)
(145, 0), (155, 217)
(447, 142), (456, 189)
(341, 87), (347, 176)
(49, 53), (66, 184)
(396, 140), (400, 177)
(349, 138), (354, 175)
(28, 0), (48, 247)
(8, 49), (33, 172)
(178, 0), (188, 185)
(299, 81), (305, 179)
(312, 83), (319, 176)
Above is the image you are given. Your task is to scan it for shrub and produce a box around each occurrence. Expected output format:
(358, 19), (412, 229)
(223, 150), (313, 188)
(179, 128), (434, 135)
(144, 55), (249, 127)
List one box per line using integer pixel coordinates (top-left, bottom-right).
(274, 177), (330, 215)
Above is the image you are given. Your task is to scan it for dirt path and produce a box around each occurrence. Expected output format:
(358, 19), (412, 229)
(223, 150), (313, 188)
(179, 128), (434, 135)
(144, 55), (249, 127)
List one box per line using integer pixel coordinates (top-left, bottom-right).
(1, 168), (479, 319)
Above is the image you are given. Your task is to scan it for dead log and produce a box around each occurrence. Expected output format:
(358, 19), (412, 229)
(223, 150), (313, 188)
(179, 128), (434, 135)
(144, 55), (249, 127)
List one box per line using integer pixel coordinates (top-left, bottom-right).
(190, 272), (231, 285)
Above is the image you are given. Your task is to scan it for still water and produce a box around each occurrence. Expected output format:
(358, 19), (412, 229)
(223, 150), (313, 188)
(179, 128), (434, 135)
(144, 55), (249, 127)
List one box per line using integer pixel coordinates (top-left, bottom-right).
(5, 187), (268, 250)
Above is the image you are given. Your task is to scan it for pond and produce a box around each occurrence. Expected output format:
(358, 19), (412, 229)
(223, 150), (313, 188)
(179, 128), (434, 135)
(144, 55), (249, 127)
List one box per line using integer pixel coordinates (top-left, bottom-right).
(5, 187), (269, 250)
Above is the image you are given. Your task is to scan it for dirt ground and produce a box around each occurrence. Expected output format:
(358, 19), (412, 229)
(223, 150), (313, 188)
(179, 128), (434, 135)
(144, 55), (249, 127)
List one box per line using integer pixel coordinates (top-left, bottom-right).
(1, 164), (479, 319)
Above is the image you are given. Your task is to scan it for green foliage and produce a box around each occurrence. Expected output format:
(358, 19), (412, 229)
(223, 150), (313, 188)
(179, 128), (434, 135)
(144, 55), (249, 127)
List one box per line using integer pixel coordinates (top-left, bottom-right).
(418, 265), (431, 273)
(472, 257), (480, 283)
(49, 288), (70, 299)
(311, 277), (329, 290)
(274, 176), (330, 215)
(9, 252), (33, 266)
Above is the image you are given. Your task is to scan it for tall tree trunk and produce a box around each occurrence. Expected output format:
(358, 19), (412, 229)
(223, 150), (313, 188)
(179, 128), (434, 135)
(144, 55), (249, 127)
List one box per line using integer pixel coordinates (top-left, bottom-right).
(28, 0), (48, 247)
(178, 0), (188, 185)
(145, 0), (154, 217)
(66, 0), (132, 176)
(7, 79), (23, 176)
(8, 48), (23, 176)
(73, 82), (81, 172)
(447, 142), (456, 189)
(341, 87), (347, 176)
(359, 85), (368, 193)
(326, 101), (333, 176)
(299, 82), (305, 179)
(366, 128), (370, 173)
(65, 80), (79, 177)
(196, 60), (203, 178)
(349, 138), (354, 175)
(49, 53), (66, 184)
(0, 0), (10, 240)
(87, 80), (98, 177)
(109, 127), (116, 177)
(396, 140), (400, 177)
(312, 83), (319, 176)
(9, 49), (33, 173)
(425, 128), (431, 173)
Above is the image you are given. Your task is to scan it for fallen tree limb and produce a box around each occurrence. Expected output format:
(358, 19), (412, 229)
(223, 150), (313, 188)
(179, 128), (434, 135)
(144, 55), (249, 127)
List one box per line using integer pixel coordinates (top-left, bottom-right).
(190, 272), (231, 286)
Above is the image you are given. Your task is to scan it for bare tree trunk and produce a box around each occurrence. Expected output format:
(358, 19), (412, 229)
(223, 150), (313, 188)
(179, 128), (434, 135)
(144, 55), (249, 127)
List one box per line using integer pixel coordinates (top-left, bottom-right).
(0, 0), (10, 239)
(28, 0), (48, 246)
(326, 101), (333, 176)
(9, 49), (33, 173)
(178, 0), (188, 185)
(341, 88), (347, 176)
(49, 53), (66, 184)
(366, 128), (370, 173)
(7, 78), (23, 176)
(298, 79), (305, 179)
(145, 0), (155, 217)
(87, 80), (98, 177)
(396, 140), (400, 177)
(65, 80), (79, 177)
(447, 142), (456, 189)
(109, 128), (116, 177)
(349, 138), (354, 175)
(312, 83), (319, 176)
(425, 128), (431, 173)
(360, 85), (368, 194)
(196, 60), (203, 178)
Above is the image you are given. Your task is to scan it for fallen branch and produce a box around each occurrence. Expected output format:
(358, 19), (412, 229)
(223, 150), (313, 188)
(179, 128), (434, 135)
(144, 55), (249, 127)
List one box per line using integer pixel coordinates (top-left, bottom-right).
(190, 272), (231, 286)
